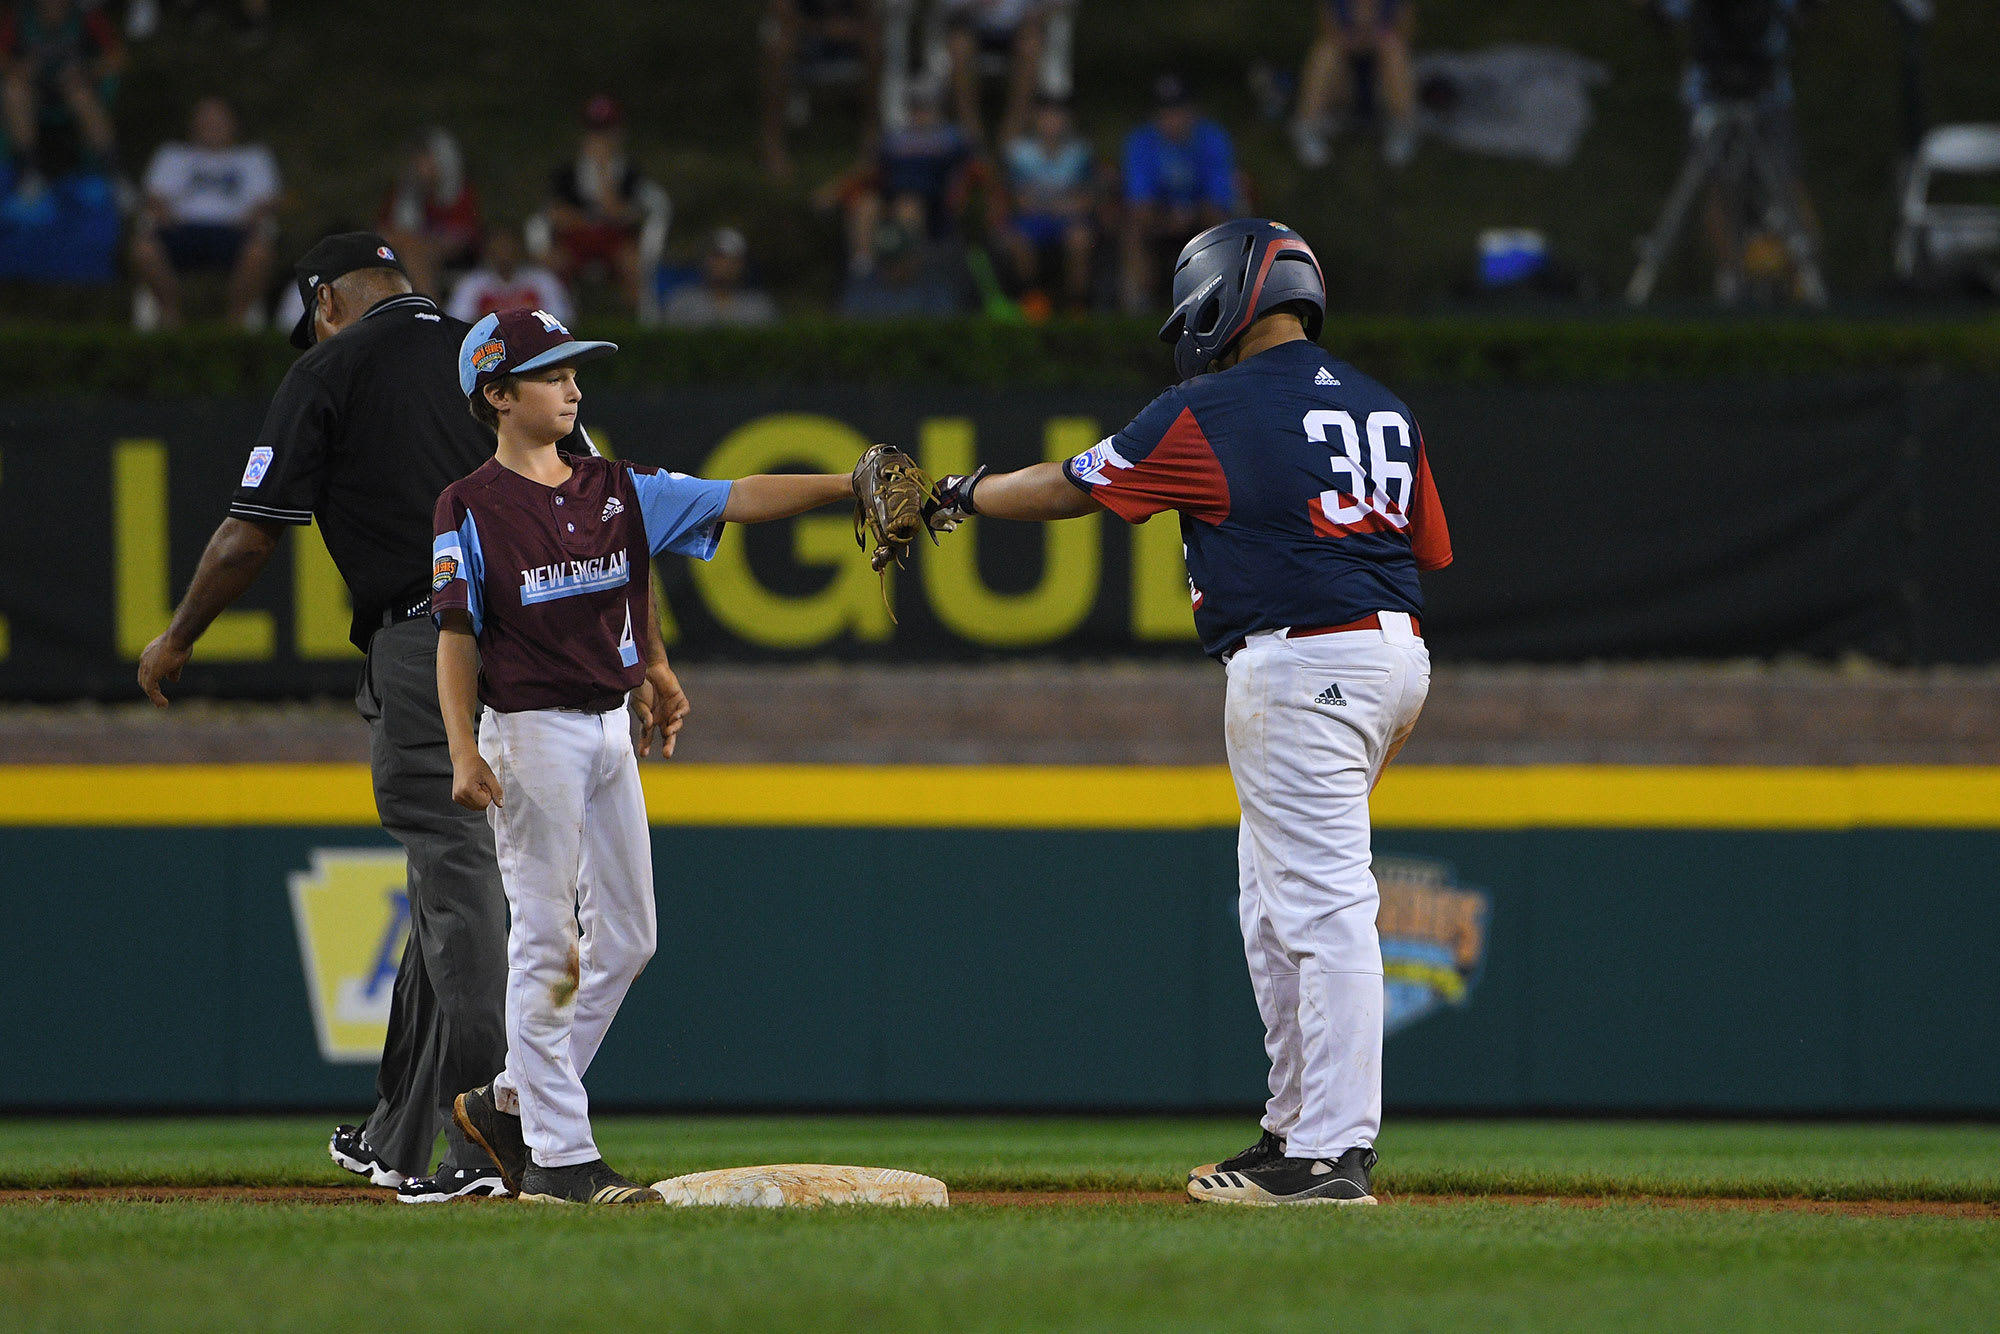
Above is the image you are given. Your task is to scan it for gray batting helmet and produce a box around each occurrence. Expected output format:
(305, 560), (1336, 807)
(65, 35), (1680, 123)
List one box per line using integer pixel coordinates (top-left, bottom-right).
(1158, 219), (1326, 381)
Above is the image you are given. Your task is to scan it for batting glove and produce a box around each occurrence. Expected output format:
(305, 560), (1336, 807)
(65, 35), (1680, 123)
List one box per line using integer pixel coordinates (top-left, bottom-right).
(925, 465), (988, 532)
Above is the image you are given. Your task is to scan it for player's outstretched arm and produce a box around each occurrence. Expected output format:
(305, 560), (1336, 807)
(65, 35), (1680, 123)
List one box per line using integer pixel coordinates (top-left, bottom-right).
(720, 473), (855, 524)
(436, 612), (503, 811)
(931, 461), (1099, 526)
(137, 516), (283, 706)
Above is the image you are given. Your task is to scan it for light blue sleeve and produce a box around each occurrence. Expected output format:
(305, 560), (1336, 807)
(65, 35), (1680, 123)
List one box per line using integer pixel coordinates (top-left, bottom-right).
(430, 509), (487, 638)
(628, 465), (733, 560)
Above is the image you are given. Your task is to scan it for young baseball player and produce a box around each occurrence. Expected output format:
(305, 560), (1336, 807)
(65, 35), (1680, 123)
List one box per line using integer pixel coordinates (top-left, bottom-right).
(925, 220), (1450, 1206)
(433, 308), (860, 1204)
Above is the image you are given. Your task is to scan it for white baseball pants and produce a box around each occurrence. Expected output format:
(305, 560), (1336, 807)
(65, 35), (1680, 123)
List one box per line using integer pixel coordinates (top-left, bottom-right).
(1224, 612), (1430, 1161)
(479, 706), (656, 1169)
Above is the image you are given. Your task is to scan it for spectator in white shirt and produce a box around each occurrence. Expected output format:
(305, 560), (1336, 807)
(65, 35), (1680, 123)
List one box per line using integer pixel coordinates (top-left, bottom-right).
(663, 227), (778, 328)
(130, 95), (279, 328)
(446, 225), (573, 326)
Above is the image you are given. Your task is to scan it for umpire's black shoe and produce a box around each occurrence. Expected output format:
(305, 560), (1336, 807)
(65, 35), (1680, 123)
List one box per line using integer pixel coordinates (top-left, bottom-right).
(518, 1158), (661, 1205)
(328, 1124), (405, 1189)
(1188, 1146), (1379, 1207)
(396, 1164), (508, 1204)
(452, 1085), (528, 1195)
(1188, 1129), (1287, 1183)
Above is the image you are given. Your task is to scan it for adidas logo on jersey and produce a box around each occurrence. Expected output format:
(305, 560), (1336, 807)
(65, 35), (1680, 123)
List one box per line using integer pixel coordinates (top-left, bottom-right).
(601, 497), (625, 522)
(1315, 683), (1348, 706)
(1314, 366), (1340, 386)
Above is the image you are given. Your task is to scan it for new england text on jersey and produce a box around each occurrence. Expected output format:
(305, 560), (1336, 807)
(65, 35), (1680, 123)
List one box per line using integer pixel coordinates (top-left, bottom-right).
(519, 550), (630, 605)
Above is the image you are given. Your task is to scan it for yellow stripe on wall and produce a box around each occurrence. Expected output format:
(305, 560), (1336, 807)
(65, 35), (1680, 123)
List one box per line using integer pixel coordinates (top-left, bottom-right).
(2, 764), (1999, 829)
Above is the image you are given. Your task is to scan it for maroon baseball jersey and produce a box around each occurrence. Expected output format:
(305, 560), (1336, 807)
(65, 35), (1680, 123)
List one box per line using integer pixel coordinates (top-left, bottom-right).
(431, 452), (731, 712)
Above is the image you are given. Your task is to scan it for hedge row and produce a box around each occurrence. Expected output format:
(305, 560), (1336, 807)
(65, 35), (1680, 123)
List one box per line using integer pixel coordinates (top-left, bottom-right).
(4, 316), (1999, 397)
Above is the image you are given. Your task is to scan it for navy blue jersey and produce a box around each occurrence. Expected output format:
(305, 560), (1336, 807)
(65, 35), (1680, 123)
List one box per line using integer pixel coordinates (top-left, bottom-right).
(1063, 339), (1451, 658)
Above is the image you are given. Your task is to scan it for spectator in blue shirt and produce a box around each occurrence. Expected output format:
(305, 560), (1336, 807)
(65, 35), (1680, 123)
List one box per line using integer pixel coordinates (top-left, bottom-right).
(1119, 74), (1237, 313)
(1000, 95), (1096, 312)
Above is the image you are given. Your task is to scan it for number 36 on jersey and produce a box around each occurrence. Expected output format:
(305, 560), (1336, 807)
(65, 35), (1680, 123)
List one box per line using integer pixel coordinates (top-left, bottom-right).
(1305, 408), (1418, 538)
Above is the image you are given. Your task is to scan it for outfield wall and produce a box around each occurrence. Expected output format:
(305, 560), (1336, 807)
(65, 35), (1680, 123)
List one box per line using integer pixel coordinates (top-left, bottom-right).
(3, 764), (1996, 1114)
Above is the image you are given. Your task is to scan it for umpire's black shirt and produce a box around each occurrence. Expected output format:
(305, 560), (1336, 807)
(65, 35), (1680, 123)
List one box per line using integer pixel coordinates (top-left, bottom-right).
(229, 293), (498, 650)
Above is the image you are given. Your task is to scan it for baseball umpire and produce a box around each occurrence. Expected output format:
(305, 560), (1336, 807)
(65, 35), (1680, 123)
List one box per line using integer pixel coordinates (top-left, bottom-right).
(135, 233), (622, 1202)
(924, 218), (1451, 1206)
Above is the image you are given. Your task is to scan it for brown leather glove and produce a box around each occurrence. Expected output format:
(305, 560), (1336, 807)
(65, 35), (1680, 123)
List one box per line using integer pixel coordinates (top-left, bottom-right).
(851, 443), (938, 574)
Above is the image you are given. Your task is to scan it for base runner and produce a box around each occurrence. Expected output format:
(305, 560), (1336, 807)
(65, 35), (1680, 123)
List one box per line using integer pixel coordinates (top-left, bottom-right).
(431, 308), (865, 1203)
(925, 219), (1451, 1206)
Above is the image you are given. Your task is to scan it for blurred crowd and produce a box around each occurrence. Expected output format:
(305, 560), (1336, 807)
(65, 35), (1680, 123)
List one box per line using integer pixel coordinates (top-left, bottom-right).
(0, 0), (1989, 327)
(0, 0), (1388, 326)
(778, 0), (1435, 317)
(0, 0), (768, 327)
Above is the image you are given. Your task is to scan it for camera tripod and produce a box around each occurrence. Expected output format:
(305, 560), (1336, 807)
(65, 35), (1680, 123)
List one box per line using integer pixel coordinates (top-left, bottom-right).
(1626, 99), (1829, 307)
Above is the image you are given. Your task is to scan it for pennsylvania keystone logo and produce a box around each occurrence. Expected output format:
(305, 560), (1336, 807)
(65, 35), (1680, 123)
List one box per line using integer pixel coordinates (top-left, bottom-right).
(1376, 855), (1490, 1035)
(289, 849), (410, 1064)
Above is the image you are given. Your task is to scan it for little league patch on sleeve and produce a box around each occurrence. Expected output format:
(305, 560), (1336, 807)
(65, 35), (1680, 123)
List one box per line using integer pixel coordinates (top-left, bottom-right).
(432, 550), (461, 593)
(1068, 440), (1134, 487)
(240, 446), (275, 488)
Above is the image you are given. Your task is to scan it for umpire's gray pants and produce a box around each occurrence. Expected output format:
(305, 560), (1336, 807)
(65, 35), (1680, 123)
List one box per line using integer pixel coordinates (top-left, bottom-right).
(356, 616), (508, 1177)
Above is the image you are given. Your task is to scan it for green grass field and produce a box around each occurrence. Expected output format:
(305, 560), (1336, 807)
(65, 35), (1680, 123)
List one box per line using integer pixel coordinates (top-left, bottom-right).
(3, 1117), (1997, 1333)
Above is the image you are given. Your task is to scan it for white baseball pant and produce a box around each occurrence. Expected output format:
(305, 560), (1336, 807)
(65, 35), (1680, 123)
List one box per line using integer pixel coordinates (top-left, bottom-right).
(479, 706), (656, 1169)
(1223, 611), (1430, 1160)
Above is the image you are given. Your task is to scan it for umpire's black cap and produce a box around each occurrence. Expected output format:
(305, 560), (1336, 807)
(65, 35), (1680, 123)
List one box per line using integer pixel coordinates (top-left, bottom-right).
(288, 232), (410, 349)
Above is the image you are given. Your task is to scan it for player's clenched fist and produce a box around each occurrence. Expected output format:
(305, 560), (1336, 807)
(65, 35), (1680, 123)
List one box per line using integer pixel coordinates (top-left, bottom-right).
(450, 752), (504, 811)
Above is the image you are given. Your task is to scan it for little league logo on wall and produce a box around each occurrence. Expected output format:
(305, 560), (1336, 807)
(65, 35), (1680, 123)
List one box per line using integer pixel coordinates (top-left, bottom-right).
(1376, 856), (1490, 1035)
(288, 849), (410, 1064)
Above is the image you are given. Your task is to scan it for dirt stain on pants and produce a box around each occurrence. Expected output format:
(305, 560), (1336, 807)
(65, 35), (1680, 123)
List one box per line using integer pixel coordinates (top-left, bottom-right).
(549, 941), (580, 1008)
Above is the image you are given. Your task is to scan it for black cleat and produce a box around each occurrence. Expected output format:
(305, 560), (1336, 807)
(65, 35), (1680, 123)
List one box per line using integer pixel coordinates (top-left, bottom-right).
(1188, 1128), (1287, 1183)
(453, 1085), (528, 1195)
(328, 1124), (405, 1189)
(396, 1164), (508, 1204)
(1188, 1146), (1379, 1207)
(517, 1158), (661, 1205)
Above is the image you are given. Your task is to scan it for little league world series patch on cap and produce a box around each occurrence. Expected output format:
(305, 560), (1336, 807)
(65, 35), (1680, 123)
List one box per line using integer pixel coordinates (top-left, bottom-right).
(457, 309), (619, 398)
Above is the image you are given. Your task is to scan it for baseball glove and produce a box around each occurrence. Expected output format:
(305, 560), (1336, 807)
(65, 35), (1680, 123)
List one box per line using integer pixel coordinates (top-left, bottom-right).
(851, 444), (938, 575)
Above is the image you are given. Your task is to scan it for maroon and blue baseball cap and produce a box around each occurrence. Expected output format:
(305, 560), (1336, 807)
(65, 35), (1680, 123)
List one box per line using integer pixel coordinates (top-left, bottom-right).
(288, 231), (408, 349)
(458, 308), (619, 399)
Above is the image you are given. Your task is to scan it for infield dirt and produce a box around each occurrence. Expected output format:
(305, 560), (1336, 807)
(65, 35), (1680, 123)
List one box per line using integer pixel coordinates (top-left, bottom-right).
(5, 1184), (1994, 1218)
